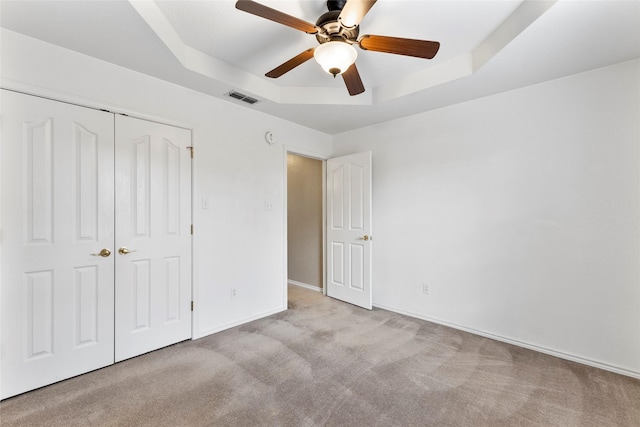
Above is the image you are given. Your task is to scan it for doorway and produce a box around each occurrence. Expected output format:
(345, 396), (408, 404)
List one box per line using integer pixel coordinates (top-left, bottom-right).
(284, 150), (373, 310)
(286, 153), (325, 294)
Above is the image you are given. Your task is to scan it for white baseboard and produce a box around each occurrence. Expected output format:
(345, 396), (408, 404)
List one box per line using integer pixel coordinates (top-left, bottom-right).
(288, 280), (322, 292)
(192, 306), (287, 339)
(373, 303), (640, 380)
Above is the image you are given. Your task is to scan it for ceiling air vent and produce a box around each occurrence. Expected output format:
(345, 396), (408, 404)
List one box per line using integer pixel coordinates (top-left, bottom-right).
(226, 90), (259, 105)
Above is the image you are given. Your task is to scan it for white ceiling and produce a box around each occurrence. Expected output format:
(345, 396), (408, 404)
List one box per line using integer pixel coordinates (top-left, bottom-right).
(2, 0), (639, 135)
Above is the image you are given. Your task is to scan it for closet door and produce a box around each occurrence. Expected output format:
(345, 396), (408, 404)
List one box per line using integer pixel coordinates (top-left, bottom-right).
(114, 115), (192, 362)
(1, 90), (115, 399)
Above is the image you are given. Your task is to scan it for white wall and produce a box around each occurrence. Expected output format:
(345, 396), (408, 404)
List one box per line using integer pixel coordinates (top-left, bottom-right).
(4, 28), (639, 377)
(0, 29), (332, 338)
(333, 59), (640, 377)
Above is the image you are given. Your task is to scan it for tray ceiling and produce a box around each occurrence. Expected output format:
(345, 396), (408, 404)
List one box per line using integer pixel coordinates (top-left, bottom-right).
(1, 0), (639, 134)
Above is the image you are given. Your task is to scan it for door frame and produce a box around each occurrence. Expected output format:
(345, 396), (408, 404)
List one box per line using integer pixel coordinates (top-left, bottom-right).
(283, 147), (329, 305)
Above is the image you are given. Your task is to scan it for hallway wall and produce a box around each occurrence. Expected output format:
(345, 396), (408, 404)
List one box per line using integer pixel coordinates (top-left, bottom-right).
(287, 154), (323, 289)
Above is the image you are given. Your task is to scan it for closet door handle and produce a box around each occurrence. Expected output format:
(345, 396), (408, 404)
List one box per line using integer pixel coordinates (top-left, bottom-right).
(118, 247), (137, 255)
(91, 248), (112, 257)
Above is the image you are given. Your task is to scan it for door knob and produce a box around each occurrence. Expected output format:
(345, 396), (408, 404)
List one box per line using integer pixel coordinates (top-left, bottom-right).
(357, 235), (370, 241)
(118, 247), (137, 255)
(91, 248), (112, 257)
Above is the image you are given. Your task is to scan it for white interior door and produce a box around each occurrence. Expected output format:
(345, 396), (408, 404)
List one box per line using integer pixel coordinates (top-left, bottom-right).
(1, 90), (115, 399)
(114, 115), (192, 362)
(326, 151), (372, 309)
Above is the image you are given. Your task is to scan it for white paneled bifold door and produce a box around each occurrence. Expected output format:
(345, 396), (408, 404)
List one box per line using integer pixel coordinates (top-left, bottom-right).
(0, 91), (192, 399)
(0, 91), (116, 399)
(114, 115), (192, 362)
(326, 151), (373, 310)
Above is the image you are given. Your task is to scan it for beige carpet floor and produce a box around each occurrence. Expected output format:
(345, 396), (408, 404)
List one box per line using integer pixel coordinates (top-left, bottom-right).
(1, 285), (639, 426)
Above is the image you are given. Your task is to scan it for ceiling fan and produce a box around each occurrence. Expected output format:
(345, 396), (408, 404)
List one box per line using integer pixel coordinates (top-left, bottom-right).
(235, 0), (440, 96)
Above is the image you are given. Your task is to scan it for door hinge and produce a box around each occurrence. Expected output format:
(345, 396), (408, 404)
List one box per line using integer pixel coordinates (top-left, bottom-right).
(191, 224), (194, 235)
(191, 301), (194, 311)
(187, 146), (194, 159)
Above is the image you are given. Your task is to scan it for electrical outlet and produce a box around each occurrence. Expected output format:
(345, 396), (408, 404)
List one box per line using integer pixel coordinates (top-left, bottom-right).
(265, 200), (274, 210)
(422, 283), (430, 295)
(231, 288), (237, 299)
(201, 197), (209, 209)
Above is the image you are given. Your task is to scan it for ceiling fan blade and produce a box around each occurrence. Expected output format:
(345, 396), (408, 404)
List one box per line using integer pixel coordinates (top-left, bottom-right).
(342, 63), (365, 96)
(265, 48), (315, 78)
(338, 0), (377, 28)
(235, 0), (318, 34)
(359, 35), (440, 59)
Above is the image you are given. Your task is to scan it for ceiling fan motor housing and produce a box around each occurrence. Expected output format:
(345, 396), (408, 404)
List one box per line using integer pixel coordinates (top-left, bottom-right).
(326, 0), (347, 11)
(315, 10), (359, 44)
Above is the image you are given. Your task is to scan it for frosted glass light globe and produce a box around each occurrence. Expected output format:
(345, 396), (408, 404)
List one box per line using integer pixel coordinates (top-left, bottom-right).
(314, 42), (358, 76)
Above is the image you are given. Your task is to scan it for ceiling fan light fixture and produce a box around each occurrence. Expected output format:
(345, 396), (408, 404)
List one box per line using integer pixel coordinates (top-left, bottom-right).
(314, 41), (357, 77)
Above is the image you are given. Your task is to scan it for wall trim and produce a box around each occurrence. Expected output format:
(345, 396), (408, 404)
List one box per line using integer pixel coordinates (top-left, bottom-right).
(288, 280), (322, 292)
(373, 302), (640, 380)
(192, 306), (287, 340)
(1, 78), (197, 130)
